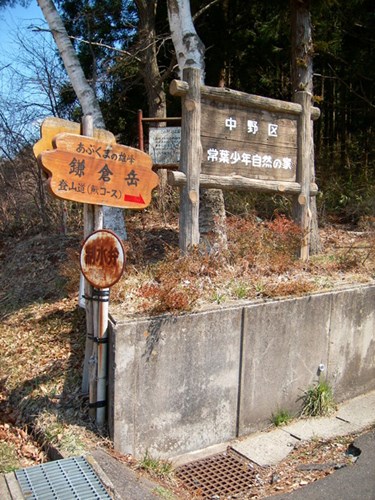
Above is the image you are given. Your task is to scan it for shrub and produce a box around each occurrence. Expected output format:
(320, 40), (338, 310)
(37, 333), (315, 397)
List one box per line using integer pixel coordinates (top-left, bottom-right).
(299, 379), (336, 417)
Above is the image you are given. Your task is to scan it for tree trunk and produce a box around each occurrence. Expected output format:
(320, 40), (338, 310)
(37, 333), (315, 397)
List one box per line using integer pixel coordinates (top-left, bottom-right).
(135, 0), (167, 120)
(37, 0), (126, 239)
(135, 0), (169, 213)
(167, 0), (227, 252)
(290, 0), (321, 254)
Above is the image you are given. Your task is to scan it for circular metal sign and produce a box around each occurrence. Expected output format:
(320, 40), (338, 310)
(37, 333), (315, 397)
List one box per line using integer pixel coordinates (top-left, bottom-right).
(80, 229), (125, 289)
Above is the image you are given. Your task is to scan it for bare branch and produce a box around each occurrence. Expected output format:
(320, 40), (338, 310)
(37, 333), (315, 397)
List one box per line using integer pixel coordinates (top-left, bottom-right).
(32, 25), (142, 63)
(193, 0), (221, 21)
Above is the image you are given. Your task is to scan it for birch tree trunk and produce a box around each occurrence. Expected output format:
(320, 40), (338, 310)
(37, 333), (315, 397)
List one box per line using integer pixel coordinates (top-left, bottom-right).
(167, 0), (227, 252)
(290, 0), (321, 254)
(37, 0), (126, 239)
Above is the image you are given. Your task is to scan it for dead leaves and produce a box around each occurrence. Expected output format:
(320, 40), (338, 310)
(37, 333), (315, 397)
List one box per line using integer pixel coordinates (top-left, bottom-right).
(0, 423), (47, 470)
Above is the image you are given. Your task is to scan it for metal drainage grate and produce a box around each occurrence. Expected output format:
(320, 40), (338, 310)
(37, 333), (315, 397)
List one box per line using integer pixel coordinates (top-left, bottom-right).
(175, 447), (259, 498)
(15, 456), (111, 499)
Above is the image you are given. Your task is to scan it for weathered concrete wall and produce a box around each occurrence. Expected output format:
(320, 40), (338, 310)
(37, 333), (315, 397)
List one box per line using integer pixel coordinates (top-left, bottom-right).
(328, 286), (375, 400)
(108, 307), (242, 458)
(238, 293), (332, 435)
(108, 284), (375, 459)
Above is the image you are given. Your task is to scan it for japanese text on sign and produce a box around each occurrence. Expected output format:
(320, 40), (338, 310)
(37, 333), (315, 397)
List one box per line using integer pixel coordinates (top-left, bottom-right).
(225, 117), (279, 137)
(80, 229), (126, 289)
(200, 103), (297, 181)
(84, 244), (119, 267)
(75, 141), (136, 164)
(38, 133), (159, 209)
(206, 148), (292, 170)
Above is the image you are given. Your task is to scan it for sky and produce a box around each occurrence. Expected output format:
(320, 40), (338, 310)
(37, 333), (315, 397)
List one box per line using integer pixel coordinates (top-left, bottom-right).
(0, 2), (53, 145)
(0, 1), (46, 60)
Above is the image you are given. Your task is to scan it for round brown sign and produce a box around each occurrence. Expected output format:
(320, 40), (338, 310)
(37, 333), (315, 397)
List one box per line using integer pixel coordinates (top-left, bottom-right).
(80, 229), (125, 289)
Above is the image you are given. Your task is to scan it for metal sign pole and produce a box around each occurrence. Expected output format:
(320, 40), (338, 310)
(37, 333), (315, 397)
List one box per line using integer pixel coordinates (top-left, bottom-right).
(80, 229), (126, 427)
(94, 288), (110, 426)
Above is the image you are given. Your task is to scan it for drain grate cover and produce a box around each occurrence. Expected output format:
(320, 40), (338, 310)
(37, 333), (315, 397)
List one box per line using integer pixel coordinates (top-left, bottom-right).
(175, 447), (259, 498)
(15, 456), (111, 499)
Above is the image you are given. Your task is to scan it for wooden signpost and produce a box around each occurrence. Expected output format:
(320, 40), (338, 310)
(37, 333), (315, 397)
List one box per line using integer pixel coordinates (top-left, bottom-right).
(200, 100), (298, 183)
(34, 117), (158, 425)
(169, 71), (320, 259)
(37, 133), (159, 209)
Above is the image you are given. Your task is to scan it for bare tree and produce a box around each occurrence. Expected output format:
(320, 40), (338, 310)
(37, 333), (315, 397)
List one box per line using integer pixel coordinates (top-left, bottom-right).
(135, 0), (167, 119)
(0, 30), (76, 234)
(37, 0), (126, 238)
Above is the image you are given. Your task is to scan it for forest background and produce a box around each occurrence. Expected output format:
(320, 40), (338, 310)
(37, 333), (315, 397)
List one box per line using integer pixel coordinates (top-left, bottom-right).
(0, 0), (373, 238)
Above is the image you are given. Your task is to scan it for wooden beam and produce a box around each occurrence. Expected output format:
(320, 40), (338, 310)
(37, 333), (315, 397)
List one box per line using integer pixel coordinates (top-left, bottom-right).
(168, 170), (318, 195)
(141, 116), (181, 123)
(170, 79), (320, 120)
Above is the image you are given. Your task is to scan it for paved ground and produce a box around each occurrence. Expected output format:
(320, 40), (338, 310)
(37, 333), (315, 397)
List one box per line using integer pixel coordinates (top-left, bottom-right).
(89, 449), (160, 499)
(81, 390), (375, 499)
(2, 391), (375, 499)
(231, 390), (375, 467)
(270, 429), (375, 499)
(94, 390), (375, 499)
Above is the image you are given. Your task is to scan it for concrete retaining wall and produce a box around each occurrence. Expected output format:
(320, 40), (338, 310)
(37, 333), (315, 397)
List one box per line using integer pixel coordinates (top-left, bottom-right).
(108, 284), (375, 459)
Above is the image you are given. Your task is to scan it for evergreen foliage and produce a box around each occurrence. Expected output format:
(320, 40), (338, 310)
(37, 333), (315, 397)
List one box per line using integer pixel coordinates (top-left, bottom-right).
(55, 0), (373, 222)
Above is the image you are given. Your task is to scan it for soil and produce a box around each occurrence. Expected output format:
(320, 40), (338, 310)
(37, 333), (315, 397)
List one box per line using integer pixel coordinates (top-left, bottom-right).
(0, 214), (374, 498)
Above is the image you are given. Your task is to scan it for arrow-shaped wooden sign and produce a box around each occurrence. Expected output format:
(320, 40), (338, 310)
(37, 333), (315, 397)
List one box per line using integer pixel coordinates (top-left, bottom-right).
(33, 117), (116, 159)
(37, 133), (159, 209)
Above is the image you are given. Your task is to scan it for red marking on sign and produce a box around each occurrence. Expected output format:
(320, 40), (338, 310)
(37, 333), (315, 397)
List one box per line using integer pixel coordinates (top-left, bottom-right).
(124, 193), (145, 204)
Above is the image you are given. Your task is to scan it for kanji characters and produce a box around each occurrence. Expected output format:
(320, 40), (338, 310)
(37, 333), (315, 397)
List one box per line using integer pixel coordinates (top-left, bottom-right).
(98, 164), (113, 182)
(125, 169), (140, 186)
(206, 147), (293, 171)
(84, 245), (119, 267)
(69, 157), (85, 177)
(247, 120), (259, 134)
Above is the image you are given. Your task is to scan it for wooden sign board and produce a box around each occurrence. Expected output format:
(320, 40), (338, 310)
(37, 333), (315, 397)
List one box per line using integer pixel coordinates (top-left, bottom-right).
(33, 116), (116, 159)
(38, 133), (159, 209)
(80, 229), (125, 289)
(200, 97), (297, 183)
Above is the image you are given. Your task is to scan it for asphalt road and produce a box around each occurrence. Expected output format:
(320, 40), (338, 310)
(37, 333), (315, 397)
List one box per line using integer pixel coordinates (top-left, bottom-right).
(270, 429), (375, 499)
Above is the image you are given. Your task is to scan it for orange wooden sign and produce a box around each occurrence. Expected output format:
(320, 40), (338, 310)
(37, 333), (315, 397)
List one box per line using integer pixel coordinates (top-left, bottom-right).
(33, 117), (116, 159)
(37, 133), (159, 209)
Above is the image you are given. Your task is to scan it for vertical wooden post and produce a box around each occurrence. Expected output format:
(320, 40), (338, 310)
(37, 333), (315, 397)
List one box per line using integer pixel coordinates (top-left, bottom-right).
(179, 67), (202, 253)
(294, 91), (312, 261)
(81, 115), (94, 395)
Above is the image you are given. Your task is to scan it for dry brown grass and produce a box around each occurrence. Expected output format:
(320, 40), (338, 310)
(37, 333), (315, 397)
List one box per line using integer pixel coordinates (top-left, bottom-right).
(108, 213), (375, 316)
